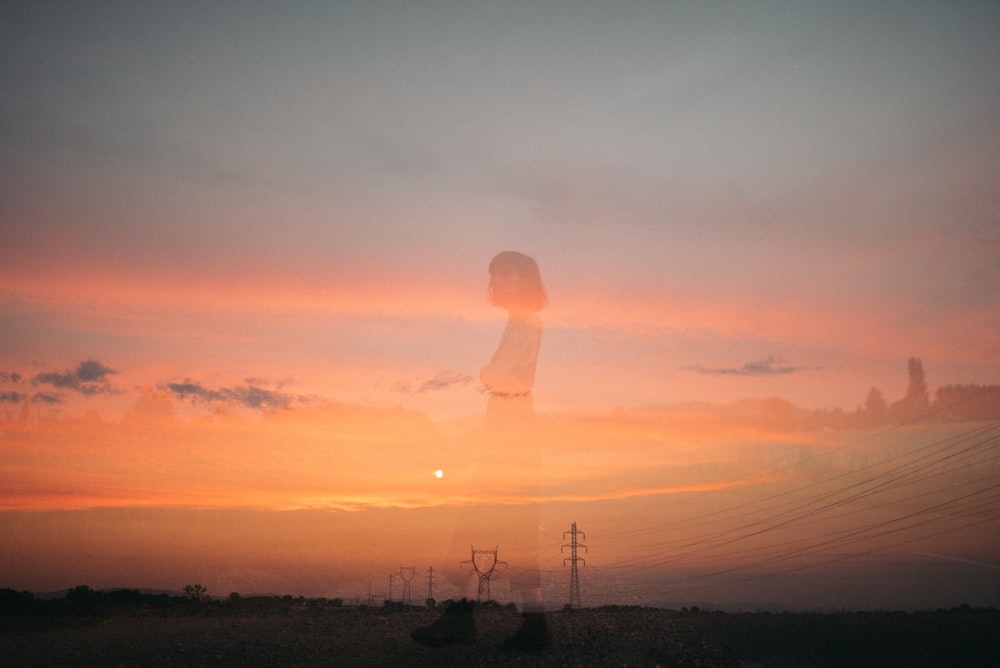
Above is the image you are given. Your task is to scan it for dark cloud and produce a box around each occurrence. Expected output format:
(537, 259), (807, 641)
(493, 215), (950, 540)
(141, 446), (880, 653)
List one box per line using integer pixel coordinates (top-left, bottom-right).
(167, 381), (213, 401)
(33, 360), (118, 396)
(165, 378), (307, 412)
(1, 391), (26, 403)
(693, 356), (806, 377)
(227, 384), (292, 410)
(1, 372), (23, 384)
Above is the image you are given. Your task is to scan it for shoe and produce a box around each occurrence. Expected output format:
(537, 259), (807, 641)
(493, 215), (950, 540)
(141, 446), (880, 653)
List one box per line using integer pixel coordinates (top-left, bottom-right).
(503, 612), (551, 650)
(411, 599), (476, 646)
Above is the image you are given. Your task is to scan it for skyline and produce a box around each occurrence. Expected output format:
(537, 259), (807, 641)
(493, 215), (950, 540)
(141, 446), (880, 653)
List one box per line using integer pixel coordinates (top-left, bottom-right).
(2, 1), (999, 610)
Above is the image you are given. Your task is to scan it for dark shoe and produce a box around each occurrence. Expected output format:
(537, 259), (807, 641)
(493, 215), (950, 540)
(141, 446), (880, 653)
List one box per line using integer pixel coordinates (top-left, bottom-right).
(503, 612), (551, 650)
(411, 599), (476, 646)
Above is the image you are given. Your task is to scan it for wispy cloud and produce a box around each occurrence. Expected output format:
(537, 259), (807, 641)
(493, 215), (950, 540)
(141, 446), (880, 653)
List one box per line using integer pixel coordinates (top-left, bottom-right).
(395, 370), (474, 394)
(1, 391), (26, 404)
(2, 362), (120, 406)
(164, 378), (311, 412)
(692, 356), (807, 376)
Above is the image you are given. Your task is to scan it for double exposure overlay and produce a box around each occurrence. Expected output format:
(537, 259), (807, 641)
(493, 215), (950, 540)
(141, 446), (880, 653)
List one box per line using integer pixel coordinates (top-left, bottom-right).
(2, 2), (999, 612)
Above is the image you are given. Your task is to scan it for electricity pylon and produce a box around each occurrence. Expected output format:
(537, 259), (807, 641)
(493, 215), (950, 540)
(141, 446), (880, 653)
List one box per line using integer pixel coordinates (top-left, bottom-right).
(462, 546), (507, 602)
(399, 566), (416, 605)
(562, 521), (587, 609)
(425, 566), (435, 603)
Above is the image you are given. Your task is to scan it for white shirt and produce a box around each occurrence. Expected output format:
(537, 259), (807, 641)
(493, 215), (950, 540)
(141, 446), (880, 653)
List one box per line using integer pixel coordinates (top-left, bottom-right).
(480, 313), (541, 396)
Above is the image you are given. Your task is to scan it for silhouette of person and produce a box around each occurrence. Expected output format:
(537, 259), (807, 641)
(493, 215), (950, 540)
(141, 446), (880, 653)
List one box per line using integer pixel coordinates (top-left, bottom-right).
(412, 251), (550, 650)
(480, 250), (545, 430)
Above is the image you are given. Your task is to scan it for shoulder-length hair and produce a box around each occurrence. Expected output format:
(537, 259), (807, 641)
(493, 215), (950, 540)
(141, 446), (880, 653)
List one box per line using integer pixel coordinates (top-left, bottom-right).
(488, 251), (547, 312)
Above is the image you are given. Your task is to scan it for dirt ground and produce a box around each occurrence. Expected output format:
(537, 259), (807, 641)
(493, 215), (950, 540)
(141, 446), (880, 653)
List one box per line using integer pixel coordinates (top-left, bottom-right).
(3, 601), (999, 667)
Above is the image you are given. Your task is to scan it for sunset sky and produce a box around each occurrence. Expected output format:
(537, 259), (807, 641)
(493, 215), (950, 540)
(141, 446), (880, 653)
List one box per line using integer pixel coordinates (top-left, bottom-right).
(2, 2), (999, 610)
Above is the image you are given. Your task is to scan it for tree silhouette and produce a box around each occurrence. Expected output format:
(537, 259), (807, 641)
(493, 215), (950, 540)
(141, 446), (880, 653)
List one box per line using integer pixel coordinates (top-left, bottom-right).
(183, 584), (207, 601)
(890, 357), (931, 421)
(864, 387), (887, 416)
(906, 357), (930, 407)
(934, 384), (1000, 420)
(66, 584), (96, 613)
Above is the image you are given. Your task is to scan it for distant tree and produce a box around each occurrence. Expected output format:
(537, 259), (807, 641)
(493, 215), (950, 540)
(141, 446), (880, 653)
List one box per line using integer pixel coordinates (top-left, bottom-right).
(864, 387), (887, 415)
(890, 357), (931, 421)
(906, 357), (930, 407)
(0, 588), (35, 614)
(105, 588), (143, 605)
(183, 584), (207, 601)
(66, 584), (96, 614)
(934, 384), (1000, 420)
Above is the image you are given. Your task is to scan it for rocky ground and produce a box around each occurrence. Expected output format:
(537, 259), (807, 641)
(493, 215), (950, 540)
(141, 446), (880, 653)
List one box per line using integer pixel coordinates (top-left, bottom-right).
(2, 599), (999, 667)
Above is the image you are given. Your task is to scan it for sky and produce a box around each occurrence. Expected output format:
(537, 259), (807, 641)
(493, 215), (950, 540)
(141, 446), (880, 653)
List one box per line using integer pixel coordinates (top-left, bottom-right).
(2, 1), (999, 610)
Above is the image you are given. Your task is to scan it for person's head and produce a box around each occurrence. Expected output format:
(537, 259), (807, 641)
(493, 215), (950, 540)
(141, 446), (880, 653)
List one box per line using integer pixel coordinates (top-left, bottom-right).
(488, 251), (547, 312)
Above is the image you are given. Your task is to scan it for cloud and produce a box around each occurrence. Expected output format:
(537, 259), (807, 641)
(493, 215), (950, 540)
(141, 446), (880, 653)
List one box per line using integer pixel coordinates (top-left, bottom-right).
(395, 371), (474, 395)
(32, 393), (63, 405)
(32, 360), (119, 396)
(692, 356), (807, 377)
(164, 378), (310, 412)
(416, 371), (474, 394)
(0, 372), (26, 403)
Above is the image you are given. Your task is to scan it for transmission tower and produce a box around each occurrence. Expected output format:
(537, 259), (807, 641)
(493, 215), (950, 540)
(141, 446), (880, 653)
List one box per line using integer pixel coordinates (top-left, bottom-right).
(562, 521), (587, 609)
(387, 573), (394, 602)
(425, 566), (435, 603)
(462, 545), (507, 602)
(399, 566), (416, 605)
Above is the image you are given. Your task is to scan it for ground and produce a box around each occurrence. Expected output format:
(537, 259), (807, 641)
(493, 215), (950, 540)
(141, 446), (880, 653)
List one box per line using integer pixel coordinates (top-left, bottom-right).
(2, 599), (998, 667)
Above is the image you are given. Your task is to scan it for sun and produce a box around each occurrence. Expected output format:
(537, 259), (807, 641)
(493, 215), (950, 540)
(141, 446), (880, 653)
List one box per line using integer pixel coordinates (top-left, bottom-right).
(434, 469), (444, 479)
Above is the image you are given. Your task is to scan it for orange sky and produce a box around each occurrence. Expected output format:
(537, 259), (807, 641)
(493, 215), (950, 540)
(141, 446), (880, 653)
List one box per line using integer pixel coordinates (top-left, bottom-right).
(3, 387), (997, 607)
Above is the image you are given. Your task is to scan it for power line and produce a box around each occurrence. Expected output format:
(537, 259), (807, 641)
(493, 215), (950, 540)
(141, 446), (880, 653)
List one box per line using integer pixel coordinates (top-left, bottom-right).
(597, 423), (999, 572)
(598, 388), (1000, 547)
(574, 414), (999, 603)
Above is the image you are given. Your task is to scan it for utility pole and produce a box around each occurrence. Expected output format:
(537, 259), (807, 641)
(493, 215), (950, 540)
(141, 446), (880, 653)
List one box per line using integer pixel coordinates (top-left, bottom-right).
(399, 566), (416, 605)
(387, 573), (394, 603)
(562, 521), (587, 609)
(426, 566), (435, 604)
(367, 582), (375, 607)
(462, 546), (507, 602)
